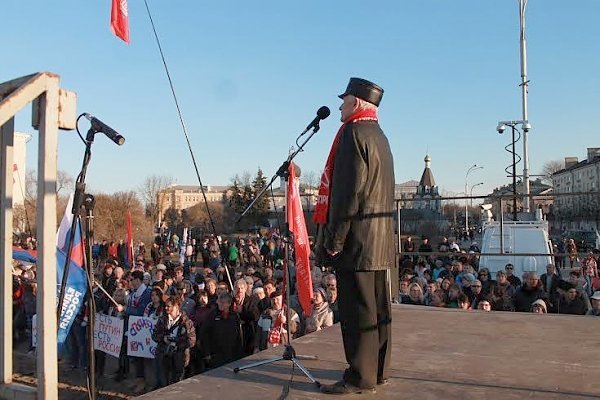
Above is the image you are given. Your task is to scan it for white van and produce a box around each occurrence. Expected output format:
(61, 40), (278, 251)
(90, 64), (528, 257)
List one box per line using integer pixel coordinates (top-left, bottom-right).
(479, 215), (553, 279)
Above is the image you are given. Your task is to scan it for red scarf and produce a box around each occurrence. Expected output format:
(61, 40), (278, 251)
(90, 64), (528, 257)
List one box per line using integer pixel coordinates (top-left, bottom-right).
(313, 108), (378, 224)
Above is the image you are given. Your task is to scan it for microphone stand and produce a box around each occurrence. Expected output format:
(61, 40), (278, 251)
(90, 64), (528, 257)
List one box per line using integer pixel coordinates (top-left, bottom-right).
(234, 124), (321, 387)
(56, 121), (117, 400)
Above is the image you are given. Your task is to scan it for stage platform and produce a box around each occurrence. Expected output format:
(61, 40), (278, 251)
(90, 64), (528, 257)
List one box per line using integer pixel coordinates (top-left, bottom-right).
(138, 305), (600, 399)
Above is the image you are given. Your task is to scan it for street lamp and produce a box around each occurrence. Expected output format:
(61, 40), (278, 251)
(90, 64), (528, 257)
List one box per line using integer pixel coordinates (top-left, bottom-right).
(465, 165), (483, 231)
(470, 182), (484, 210)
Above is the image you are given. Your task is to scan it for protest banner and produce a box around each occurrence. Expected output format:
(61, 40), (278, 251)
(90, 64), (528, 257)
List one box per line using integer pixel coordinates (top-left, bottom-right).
(93, 313), (124, 358)
(127, 315), (157, 359)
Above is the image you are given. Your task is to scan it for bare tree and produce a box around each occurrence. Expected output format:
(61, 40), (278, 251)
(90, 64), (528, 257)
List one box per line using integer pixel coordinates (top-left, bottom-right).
(138, 175), (174, 224)
(24, 169), (73, 199)
(301, 170), (319, 190)
(540, 159), (565, 185)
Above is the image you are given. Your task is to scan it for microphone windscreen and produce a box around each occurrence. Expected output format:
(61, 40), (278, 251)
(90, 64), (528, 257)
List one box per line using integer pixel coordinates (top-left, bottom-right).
(317, 106), (331, 120)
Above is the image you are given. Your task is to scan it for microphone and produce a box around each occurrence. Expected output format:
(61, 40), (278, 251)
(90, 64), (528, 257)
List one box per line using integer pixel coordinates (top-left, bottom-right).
(301, 106), (330, 135)
(83, 113), (126, 145)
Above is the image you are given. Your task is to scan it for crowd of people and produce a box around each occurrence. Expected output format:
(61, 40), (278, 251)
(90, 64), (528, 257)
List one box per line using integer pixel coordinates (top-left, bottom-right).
(398, 236), (600, 316)
(10, 232), (600, 394)
(13, 232), (338, 394)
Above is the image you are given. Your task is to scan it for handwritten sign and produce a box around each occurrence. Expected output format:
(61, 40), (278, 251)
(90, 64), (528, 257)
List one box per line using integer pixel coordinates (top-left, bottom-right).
(127, 315), (157, 359)
(93, 313), (124, 358)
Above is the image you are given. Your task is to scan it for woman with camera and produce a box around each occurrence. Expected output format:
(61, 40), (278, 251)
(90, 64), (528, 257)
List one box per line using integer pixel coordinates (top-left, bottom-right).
(152, 295), (196, 386)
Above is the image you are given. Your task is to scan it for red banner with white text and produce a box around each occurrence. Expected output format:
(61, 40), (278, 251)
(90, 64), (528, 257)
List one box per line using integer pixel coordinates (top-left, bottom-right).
(287, 163), (313, 316)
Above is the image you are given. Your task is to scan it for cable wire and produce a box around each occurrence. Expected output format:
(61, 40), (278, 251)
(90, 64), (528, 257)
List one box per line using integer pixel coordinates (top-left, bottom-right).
(143, 0), (217, 236)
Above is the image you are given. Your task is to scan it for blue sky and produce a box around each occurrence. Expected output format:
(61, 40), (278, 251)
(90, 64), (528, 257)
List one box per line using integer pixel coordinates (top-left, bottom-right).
(3, 1), (599, 198)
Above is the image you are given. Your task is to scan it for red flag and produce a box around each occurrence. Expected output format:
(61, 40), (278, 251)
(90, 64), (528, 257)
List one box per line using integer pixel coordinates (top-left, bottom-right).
(110, 0), (130, 44)
(126, 210), (133, 267)
(287, 163), (314, 316)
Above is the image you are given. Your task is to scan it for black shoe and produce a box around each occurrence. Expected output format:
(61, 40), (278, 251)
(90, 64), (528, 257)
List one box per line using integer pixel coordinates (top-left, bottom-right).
(377, 378), (389, 386)
(320, 380), (376, 395)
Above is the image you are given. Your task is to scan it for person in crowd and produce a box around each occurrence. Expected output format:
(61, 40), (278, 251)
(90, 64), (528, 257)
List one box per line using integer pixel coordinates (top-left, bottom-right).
(531, 299), (547, 314)
(495, 270), (516, 299)
(402, 236), (415, 262)
(556, 284), (589, 315)
(232, 278), (260, 356)
(505, 263), (521, 288)
(143, 288), (165, 390)
(305, 287), (334, 334)
(190, 289), (215, 374)
(427, 290), (446, 307)
(582, 253), (599, 297)
(424, 280), (440, 306)
(204, 278), (218, 306)
(445, 284), (462, 308)
(432, 259), (445, 280)
(586, 291), (600, 316)
(477, 268), (494, 295)
(401, 283), (424, 305)
(418, 236), (433, 254)
(175, 281), (196, 317)
(97, 288), (128, 382)
(326, 285), (340, 324)
(467, 279), (486, 309)
(101, 261), (115, 292)
(116, 270), (151, 392)
(477, 299), (492, 312)
(174, 266), (185, 284)
(258, 279), (277, 313)
(257, 289), (300, 350)
(540, 264), (562, 308)
(202, 292), (244, 369)
(153, 264), (166, 284)
(143, 272), (152, 287)
(566, 238), (578, 268)
(514, 273), (548, 313)
(457, 293), (470, 310)
(399, 279), (410, 297)
(152, 296), (196, 386)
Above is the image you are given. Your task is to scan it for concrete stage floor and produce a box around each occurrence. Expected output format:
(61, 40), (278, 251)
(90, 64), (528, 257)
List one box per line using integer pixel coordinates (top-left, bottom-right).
(138, 305), (600, 399)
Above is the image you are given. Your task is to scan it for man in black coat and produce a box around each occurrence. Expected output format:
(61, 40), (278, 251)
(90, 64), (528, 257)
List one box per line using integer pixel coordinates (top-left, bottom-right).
(317, 78), (394, 395)
(514, 272), (549, 312)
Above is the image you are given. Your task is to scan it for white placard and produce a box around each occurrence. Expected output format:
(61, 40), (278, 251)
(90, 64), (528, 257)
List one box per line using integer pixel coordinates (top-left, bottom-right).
(93, 313), (124, 358)
(127, 315), (158, 359)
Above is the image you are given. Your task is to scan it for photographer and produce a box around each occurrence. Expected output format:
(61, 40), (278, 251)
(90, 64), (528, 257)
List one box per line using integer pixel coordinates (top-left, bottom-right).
(152, 296), (196, 386)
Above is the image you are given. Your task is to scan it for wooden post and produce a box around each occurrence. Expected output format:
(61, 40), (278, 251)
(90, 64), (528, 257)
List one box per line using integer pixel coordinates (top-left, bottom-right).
(36, 77), (59, 400)
(0, 117), (14, 384)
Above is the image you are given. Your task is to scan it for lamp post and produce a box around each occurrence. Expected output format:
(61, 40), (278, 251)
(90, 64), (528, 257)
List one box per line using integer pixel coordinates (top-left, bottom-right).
(470, 182), (484, 210)
(465, 165), (483, 232)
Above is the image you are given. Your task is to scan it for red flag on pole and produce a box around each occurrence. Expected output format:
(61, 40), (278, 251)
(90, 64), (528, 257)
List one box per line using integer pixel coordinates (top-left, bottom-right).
(287, 163), (314, 316)
(110, 0), (130, 44)
(126, 210), (133, 267)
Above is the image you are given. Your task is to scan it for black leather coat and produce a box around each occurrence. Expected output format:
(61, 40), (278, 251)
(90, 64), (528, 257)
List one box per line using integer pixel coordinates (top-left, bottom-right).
(321, 120), (395, 272)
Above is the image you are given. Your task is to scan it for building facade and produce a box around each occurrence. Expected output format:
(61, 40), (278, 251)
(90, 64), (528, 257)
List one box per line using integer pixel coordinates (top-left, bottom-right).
(158, 184), (231, 219)
(551, 147), (600, 231)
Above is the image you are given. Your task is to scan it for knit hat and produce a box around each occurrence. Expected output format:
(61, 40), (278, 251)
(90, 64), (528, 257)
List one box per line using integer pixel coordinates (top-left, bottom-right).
(531, 299), (547, 313)
(314, 287), (327, 302)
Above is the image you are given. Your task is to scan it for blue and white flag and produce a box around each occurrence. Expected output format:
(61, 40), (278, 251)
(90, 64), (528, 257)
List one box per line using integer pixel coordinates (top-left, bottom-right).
(56, 194), (89, 344)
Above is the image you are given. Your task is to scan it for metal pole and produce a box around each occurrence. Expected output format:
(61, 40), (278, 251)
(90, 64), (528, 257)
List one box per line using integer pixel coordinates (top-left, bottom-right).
(512, 126), (518, 221)
(465, 165), (482, 233)
(519, 0), (531, 212)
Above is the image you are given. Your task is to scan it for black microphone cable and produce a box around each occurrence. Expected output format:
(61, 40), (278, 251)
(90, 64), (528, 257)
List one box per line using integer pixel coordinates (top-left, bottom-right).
(143, 0), (217, 236)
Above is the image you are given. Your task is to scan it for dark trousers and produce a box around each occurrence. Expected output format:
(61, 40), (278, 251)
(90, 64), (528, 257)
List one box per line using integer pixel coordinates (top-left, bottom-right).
(157, 351), (185, 386)
(336, 269), (391, 389)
